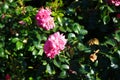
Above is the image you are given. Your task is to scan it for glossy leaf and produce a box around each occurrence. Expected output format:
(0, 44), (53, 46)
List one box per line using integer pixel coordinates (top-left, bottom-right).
(59, 70), (67, 78)
(61, 64), (69, 70)
(46, 64), (52, 74)
(38, 49), (43, 56)
(115, 30), (120, 42)
(53, 59), (61, 68)
(16, 41), (23, 50)
(72, 23), (81, 34)
(0, 48), (5, 57)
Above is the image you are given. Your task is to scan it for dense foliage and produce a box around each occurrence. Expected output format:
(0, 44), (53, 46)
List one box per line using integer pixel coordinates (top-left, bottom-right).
(0, 0), (120, 80)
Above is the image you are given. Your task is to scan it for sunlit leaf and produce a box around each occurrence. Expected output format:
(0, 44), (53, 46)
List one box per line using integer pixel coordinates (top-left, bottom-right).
(46, 64), (52, 74)
(0, 48), (5, 57)
(61, 64), (69, 70)
(38, 49), (43, 56)
(68, 33), (76, 39)
(16, 41), (23, 50)
(12, 38), (19, 43)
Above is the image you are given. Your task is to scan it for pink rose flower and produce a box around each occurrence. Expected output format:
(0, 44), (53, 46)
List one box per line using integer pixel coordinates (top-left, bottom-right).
(44, 32), (67, 59)
(109, 0), (120, 6)
(5, 74), (11, 80)
(117, 14), (120, 18)
(36, 7), (55, 30)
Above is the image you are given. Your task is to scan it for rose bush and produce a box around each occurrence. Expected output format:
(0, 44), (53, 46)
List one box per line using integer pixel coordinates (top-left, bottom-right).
(0, 0), (120, 79)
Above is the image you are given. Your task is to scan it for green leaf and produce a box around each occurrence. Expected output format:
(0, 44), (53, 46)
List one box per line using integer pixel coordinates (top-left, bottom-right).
(68, 33), (76, 39)
(32, 49), (37, 55)
(42, 60), (47, 65)
(61, 64), (69, 70)
(52, 11), (58, 16)
(4, 3), (9, 9)
(77, 43), (85, 51)
(16, 41), (23, 50)
(117, 50), (120, 57)
(79, 29), (88, 35)
(57, 16), (63, 26)
(38, 49), (43, 56)
(77, 16), (83, 20)
(23, 16), (32, 25)
(15, 7), (22, 15)
(106, 39), (117, 47)
(0, 42), (3, 48)
(79, 65), (88, 74)
(0, 48), (5, 57)
(46, 64), (52, 74)
(59, 13), (64, 17)
(94, 60), (98, 67)
(36, 32), (41, 40)
(0, 24), (4, 29)
(12, 38), (19, 43)
(66, 26), (72, 32)
(26, 6), (33, 12)
(35, 43), (43, 49)
(115, 30), (120, 42)
(28, 66), (33, 69)
(107, 6), (114, 12)
(103, 15), (110, 25)
(59, 70), (67, 78)
(99, 0), (103, 3)
(59, 55), (66, 62)
(53, 59), (61, 68)
(9, 0), (13, 3)
(59, 26), (66, 32)
(72, 23), (81, 34)
(28, 46), (35, 51)
(110, 57), (119, 69)
(29, 77), (33, 80)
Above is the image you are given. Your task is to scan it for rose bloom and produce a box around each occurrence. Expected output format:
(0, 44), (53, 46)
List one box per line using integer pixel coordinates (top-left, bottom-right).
(109, 0), (120, 6)
(44, 32), (67, 59)
(5, 74), (11, 80)
(36, 7), (55, 30)
(117, 14), (120, 18)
